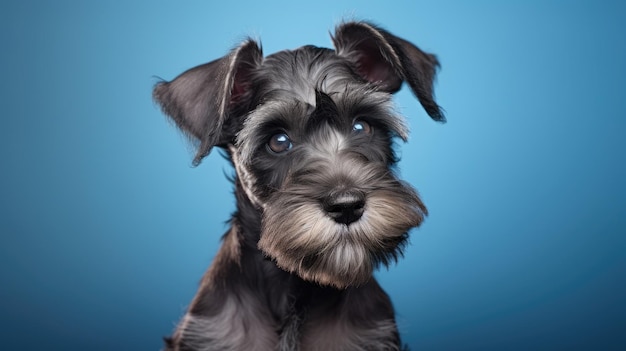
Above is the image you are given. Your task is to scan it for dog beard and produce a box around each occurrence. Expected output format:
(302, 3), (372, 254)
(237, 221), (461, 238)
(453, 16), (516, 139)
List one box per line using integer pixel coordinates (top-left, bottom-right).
(258, 163), (427, 289)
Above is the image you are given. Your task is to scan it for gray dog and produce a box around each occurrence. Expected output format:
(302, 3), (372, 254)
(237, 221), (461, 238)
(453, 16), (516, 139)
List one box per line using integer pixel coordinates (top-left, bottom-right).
(153, 21), (444, 351)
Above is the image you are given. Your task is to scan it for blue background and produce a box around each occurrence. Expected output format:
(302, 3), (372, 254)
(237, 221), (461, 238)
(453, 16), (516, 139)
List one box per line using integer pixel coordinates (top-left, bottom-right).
(1, 1), (625, 350)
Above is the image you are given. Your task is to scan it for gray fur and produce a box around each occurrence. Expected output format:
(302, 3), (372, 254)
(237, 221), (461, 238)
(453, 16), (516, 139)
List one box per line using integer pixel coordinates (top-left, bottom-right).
(173, 294), (277, 351)
(301, 319), (402, 351)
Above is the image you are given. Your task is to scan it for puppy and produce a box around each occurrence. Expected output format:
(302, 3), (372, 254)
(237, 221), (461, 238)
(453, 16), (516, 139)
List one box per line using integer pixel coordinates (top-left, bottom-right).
(154, 21), (444, 351)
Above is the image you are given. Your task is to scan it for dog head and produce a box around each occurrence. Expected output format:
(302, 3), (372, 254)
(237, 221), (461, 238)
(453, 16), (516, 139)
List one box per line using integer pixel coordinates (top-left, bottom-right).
(154, 21), (444, 288)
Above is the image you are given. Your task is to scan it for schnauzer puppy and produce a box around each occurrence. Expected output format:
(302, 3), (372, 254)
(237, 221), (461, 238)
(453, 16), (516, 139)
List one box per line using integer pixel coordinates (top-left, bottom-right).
(154, 21), (444, 351)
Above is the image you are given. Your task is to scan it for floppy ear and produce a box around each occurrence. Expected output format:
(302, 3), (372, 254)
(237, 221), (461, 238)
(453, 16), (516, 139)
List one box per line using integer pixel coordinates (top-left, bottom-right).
(153, 39), (263, 165)
(332, 21), (445, 122)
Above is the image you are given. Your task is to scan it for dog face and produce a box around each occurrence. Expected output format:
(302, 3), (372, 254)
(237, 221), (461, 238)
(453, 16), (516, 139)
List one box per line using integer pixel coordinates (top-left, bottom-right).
(154, 22), (444, 289)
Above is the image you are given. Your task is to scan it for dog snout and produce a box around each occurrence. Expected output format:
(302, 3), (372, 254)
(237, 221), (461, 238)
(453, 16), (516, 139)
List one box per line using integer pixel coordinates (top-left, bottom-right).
(323, 191), (365, 225)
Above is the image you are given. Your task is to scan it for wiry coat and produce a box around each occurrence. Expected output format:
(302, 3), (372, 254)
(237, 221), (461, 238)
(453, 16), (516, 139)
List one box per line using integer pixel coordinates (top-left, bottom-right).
(153, 21), (444, 351)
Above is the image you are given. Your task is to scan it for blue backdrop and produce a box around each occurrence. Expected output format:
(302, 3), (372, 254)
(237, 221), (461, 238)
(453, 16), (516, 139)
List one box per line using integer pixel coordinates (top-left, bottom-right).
(1, 1), (624, 350)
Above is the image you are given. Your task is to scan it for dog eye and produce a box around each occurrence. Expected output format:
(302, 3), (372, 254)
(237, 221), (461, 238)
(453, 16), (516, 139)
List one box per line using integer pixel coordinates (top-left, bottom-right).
(352, 120), (372, 135)
(267, 133), (293, 154)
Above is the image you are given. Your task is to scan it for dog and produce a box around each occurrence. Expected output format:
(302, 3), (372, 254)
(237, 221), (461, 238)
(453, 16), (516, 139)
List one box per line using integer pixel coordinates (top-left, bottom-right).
(153, 20), (444, 351)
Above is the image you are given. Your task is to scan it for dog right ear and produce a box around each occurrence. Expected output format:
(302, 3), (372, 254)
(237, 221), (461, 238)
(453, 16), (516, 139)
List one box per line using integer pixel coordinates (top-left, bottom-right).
(153, 40), (262, 165)
(332, 21), (445, 122)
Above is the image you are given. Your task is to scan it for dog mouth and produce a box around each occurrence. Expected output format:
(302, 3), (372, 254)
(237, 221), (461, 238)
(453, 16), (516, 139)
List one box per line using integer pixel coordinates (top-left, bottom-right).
(257, 181), (426, 288)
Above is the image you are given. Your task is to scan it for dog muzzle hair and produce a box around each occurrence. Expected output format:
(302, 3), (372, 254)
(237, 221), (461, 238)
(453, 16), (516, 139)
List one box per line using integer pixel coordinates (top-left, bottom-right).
(154, 21), (444, 351)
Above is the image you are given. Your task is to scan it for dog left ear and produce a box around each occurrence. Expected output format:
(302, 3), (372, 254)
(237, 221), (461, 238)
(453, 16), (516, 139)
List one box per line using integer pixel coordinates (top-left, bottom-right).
(153, 39), (263, 165)
(332, 21), (445, 122)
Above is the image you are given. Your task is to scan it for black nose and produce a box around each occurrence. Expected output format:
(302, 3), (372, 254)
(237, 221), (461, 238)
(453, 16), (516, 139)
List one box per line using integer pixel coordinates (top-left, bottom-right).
(323, 191), (365, 225)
